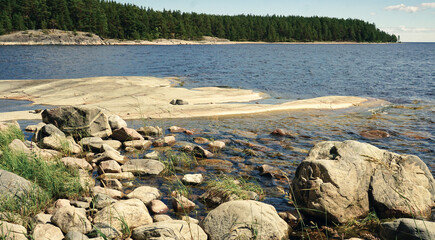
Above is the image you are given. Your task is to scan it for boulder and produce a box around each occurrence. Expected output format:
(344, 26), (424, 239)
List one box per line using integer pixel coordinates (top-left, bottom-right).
(123, 140), (152, 150)
(0, 121), (20, 131)
(89, 223), (120, 239)
(194, 137), (209, 144)
(92, 186), (123, 199)
(380, 218), (435, 240)
(0, 169), (33, 199)
(171, 192), (196, 213)
(137, 126), (163, 137)
(193, 146), (214, 158)
(149, 200), (169, 214)
(208, 141), (226, 151)
(64, 231), (89, 240)
(98, 172), (135, 180)
(103, 140), (122, 151)
(79, 137), (104, 152)
(202, 200), (289, 240)
(126, 186), (160, 205)
(152, 136), (176, 147)
(93, 199), (152, 233)
(34, 213), (53, 224)
(182, 174), (204, 184)
(50, 206), (92, 234)
(8, 139), (32, 155)
(0, 220), (27, 240)
(78, 169), (95, 192)
(111, 127), (143, 141)
(92, 145), (127, 164)
(100, 179), (122, 190)
(32, 223), (64, 240)
(108, 115), (127, 130)
(61, 157), (92, 171)
(292, 140), (435, 224)
(144, 151), (160, 160)
(270, 128), (297, 137)
(132, 220), (206, 240)
(92, 194), (117, 210)
(153, 214), (172, 222)
(41, 136), (82, 154)
(41, 106), (112, 138)
(99, 160), (121, 173)
(121, 159), (165, 175)
(169, 126), (186, 133)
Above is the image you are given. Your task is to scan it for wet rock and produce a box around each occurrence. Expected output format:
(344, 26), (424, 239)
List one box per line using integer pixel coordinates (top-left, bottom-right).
(152, 136), (176, 147)
(193, 146), (214, 158)
(42, 106), (112, 138)
(33, 223), (64, 240)
(271, 128), (297, 137)
(98, 172), (135, 180)
(149, 200), (169, 214)
(170, 99), (189, 105)
(259, 164), (285, 178)
(0, 169), (33, 199)
(360, 129), (390, 139)
(198, 159), (233, 172)
(232, 129), (257, 138)
(132, 220), (206, 240)
(127, 186), (160, 205)
(137, 126), (163, 137)
(123, 140), (152, 150)
(380, 218), (435, 240)
(93, 199), (152, 233)
(61, 157), (92, 171)
(208, 140), (226, 151)
(111, 127), (143, 141)
(292, 140), (435, 224)
(234, 139), (274, 152)
(171, 192), (196, 213)
(153, 214), (172, 222)
(99, 160), (122, 173)
(64, 231), (89, 240)
(92, 186), (123, 199)
(101, 179), (123, 190)
(108, 115), (127, 130)
(51, 206), (92, 234)
(194, 137), (209, 144)
(202, 200), (289, 240)
(0, 220), (27, 240)
(121, 159), (165, 175)
(169, 126), (186, 133)
(144, 151), (160, 160)
(182, 174), (204, 184)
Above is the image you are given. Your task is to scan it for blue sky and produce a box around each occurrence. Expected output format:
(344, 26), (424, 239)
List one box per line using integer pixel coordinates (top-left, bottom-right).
(116, 0), (435, 42)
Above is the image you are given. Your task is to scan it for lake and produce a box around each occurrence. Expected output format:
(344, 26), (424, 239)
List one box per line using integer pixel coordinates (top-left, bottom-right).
(0, 43), (433, 182)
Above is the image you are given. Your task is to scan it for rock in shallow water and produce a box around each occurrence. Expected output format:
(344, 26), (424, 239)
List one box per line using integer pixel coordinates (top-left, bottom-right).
(380, 218), (435, 240)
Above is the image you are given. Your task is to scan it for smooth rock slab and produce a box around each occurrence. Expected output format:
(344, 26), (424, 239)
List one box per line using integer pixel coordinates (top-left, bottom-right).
(132, 220), (207, 240)
(380, 218), (435, 240)
(121, 159), (165, 175)
(202, 200), (289, 240)
(93, 199), (152, 233)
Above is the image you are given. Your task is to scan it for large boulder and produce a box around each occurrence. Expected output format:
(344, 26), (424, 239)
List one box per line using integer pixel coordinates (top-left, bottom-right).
(50, 206), (92, 234)
(41, 135), (82, 154)
(0, 169), (33, 199)
(41, 106), (112, 138)
(380, 218), (435, 240)
(93, 199), (152, 233)
(126, 186), (160, 205)
(202, 200), (289, 240)
(132, 220), (207, 240)
(0, 220), (27, 240)
(292, 140), (435, 224)
(32, 223), (64, 240)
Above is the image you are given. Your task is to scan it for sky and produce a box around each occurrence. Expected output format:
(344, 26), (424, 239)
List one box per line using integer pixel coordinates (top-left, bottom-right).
(116, 0), (435, 42)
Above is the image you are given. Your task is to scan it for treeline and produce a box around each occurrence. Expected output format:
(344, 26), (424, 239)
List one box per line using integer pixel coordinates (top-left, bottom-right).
(0, 0), (397, 42)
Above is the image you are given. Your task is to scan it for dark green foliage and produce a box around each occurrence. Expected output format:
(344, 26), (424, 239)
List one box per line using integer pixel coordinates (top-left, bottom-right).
(0, 0), (397, 42)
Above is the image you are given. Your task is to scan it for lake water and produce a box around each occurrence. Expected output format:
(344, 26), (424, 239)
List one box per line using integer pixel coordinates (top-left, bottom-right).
(0, 43), (434, 183)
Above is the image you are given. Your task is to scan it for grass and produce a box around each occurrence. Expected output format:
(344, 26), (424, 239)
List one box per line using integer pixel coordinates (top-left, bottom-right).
(0, 125), (84, 227)
(204, 175), (264, 201)
(159, 150), (197, 175)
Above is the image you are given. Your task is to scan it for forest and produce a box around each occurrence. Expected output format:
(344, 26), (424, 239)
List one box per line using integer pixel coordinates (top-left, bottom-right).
(0, 0), (398, 42)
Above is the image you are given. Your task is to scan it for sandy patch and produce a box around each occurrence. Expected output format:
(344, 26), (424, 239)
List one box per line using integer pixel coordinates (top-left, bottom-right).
(0, 76), (384, 121)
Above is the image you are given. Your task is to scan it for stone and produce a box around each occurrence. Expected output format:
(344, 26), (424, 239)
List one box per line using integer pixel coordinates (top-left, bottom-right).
(78, 169), (95, 192)
(121, 159), (165, 175)
(137, 126), (163, 137)
(360, 129), (390, 139)
(92, 194), (117, 210)
(32, 223), (64, 240)
(259, 164), (285, 178)
(89, 223), (121, 239)
(61, 157), (92, 171)
(169, 126), (186, 133)
(194, 137), (209, 144)
(144, 151), (160, 160)
(92, 186), (123, 199)
(123, 140), (152, 150)
(153, 214), (172, 222)
(39, 124), (65, 139)
(70, 200), (90, 209)
(50, 206), (92, 234)
(193, 146), (214, 158)
(149, 200), (169, 214)
(202, 200), (289, 240)
(127, 186), (160, 205)
(92, 145), (127, 164)
(41, 136), (82, 154)
(0, 169), (33, 199)
(93, 199), (152, 233)
(99, 160), (122, 173)
(79, 137), (104, 152)
(0, 220), (27, 240)
(380, 218), (435, 240)
(208, 141), (226, 151)
(182, 174), (204, 184)
(98, 172), (135, 180)
(103, 140), (122, 151)
(132, 220), (206, 240)
(64, 231), (89, 240)
(34, 213), (53, 224)
(108, 115), (127, 130)
(8, 139), (32, 155)
(41, 106), (112, 138)
(270, 128), (297, 137)
(54, 199), (71, 209)
(0, 121), (19, 131)
(169, 99), (188, 105)
(25, 124), (39, 132)
(152, 136), (176, 147)
(181, 216), (199, 224)
(101, 179), (123, 190)
(111, 127), (143, 141)
(292, 140), (435, 224)
(171, 192), (196, 213)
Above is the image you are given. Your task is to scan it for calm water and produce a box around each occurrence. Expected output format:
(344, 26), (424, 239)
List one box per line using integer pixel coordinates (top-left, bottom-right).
(0, 44), (434, 179)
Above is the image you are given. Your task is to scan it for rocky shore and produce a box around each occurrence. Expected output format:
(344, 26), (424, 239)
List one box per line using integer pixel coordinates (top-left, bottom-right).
(0, 30), (385, 46)
(0, 106), (434, 240)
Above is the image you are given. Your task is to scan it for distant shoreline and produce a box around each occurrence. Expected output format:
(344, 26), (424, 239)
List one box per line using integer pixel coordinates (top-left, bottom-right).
(0, 29), (395, 46)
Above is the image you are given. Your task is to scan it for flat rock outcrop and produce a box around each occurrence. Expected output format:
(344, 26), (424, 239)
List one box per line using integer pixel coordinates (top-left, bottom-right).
(292, 140), (435, 223)
(0, 30), (106, 45)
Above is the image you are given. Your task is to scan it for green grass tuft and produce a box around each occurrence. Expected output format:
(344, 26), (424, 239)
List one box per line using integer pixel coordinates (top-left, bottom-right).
(205, 175), (264, 201)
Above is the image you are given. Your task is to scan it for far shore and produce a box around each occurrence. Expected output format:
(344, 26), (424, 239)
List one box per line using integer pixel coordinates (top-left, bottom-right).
(0, 29), (394, 46)
(0, 76), (389, 122)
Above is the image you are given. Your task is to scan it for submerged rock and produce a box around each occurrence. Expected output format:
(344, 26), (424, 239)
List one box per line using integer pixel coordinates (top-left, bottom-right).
(360, 129), (390, 139)
(292, 140), (435, 224)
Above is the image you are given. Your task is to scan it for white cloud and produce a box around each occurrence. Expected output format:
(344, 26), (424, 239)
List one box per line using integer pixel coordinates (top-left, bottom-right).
(384, 2), (435, 13)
